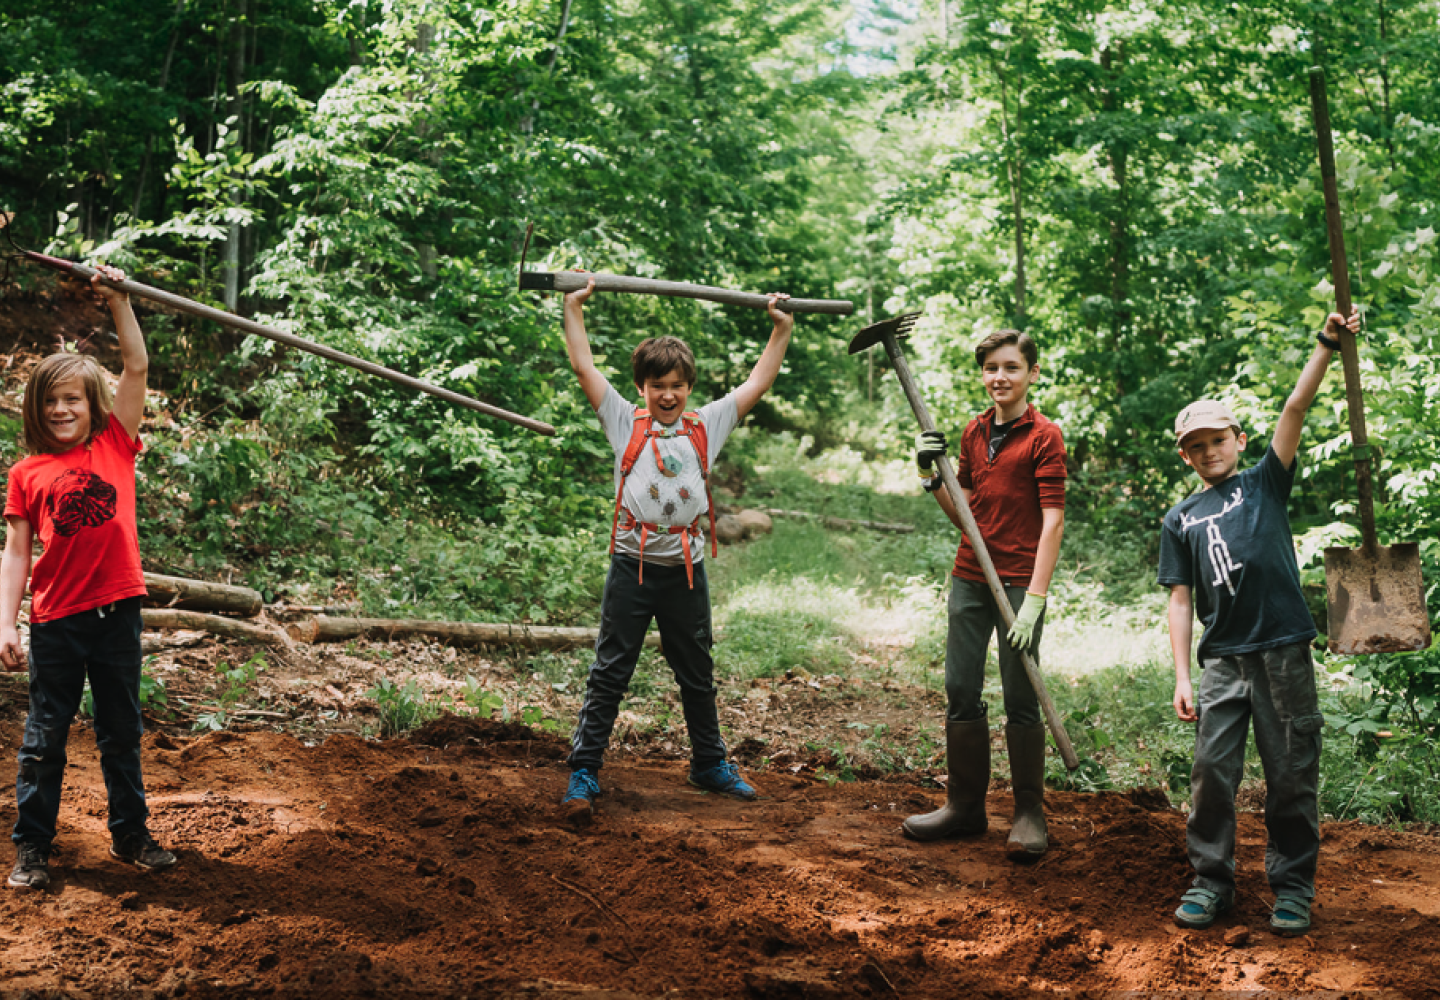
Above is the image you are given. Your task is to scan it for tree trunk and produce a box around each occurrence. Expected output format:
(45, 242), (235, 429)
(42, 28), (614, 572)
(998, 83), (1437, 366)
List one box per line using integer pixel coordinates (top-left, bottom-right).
(144, 573), (264, 617)
(222, 0), (248, 312)
(412, 22), (439, 277)
(1101, 44), (1130, 358)
(132, 0), (186, 220)
(522, 0), (576, 134)
(997, 66), (1027, 326)
(291, 616), (665, 650)
(142, 608), (291, 647)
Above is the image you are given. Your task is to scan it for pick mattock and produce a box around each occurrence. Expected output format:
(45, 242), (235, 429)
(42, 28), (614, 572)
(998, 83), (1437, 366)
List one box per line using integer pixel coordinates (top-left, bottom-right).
(849, 313), (1079, 770)
(0, 212), (555, 437)
(1308, 68), (1431, 654)
(517, 223), (853, 316)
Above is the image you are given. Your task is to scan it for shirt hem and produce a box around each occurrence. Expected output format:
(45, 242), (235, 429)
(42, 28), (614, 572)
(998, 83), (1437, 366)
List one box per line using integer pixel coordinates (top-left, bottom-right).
(32, 584), (148, 624)
(1200, 630), (1318, 660)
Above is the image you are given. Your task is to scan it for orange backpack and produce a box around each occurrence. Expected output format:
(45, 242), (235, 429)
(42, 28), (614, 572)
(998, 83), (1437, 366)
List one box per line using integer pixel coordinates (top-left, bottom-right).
(609, 407), (717, 589)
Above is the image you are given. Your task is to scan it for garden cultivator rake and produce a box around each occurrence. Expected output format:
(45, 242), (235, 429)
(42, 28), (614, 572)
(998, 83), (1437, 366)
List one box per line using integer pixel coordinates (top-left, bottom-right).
(1, 212), (555, 435)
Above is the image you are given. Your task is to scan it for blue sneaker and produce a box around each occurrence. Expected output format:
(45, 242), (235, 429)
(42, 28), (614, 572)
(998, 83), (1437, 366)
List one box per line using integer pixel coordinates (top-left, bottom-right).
(688, 761), (757, 801)
(560, 768), (601, 822)
(1173, 886), (1233, 929)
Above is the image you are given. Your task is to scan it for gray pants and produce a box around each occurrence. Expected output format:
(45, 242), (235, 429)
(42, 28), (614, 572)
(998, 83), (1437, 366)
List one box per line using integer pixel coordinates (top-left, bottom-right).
(944, 576), (1044, 726)
(568, 554), (726, 772)
(1188, 641), (1322, 898)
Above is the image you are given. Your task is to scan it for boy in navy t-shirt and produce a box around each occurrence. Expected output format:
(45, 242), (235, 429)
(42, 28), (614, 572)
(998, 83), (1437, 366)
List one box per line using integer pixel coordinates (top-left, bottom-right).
(1160, 308), (1359, 936)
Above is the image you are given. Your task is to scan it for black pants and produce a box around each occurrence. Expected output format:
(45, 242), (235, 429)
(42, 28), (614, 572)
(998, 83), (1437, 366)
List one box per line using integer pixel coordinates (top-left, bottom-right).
(568, 554), (726, 772)
(14, 597), (150, 848)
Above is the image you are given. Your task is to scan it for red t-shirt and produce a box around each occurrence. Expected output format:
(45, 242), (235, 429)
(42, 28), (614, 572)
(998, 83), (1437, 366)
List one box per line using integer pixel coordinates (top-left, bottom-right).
(953, 403), (1067, 585)
(4, 419), (147, 622)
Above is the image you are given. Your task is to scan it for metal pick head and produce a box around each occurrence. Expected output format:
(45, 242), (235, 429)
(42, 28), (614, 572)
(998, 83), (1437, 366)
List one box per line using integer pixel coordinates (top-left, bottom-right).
(847, 312), (920, 355)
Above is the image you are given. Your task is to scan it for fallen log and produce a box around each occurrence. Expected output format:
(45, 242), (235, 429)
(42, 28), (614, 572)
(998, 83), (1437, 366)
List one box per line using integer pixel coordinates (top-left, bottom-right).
(717, 505), (914, 534)
(144, 573), (264, 617)
(30, 557), (265, 617)
(290, 616), (663, 650)
(141, 609), (292, 648)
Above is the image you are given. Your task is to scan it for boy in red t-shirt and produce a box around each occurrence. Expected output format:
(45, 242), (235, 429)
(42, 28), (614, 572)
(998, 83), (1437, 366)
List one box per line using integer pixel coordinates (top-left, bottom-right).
(904, 329), (1067, 860)
(0, 265), (176, 891)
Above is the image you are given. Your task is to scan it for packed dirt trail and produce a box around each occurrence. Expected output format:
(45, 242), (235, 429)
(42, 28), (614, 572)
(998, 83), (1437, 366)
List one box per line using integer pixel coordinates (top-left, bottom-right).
(0, 711), (1436, 999)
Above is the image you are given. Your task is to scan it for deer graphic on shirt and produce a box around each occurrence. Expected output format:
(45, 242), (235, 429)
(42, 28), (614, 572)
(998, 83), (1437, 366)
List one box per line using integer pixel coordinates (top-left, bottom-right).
(1180, 487), (1245, 597)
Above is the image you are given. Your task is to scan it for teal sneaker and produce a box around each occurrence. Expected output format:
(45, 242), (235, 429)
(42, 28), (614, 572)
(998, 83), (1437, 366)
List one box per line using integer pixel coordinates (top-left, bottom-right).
(1173, 886), (1233, 929)
(688, 761), (757, 801)
(1270, 894), (1312, 936)
(560, 768), (601, 822)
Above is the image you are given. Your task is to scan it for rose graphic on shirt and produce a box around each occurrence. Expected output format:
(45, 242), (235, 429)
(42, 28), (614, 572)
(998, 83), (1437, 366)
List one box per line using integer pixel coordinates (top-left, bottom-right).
(46, 469), (118, 537)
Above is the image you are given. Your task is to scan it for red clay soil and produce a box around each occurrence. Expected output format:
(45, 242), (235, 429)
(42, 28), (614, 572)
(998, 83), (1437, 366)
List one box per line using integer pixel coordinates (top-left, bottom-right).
(0, 714), (1435, 999)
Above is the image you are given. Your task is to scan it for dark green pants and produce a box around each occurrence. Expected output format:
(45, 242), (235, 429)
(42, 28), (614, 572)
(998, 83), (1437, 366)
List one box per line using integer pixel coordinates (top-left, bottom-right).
(1188, 641), (1322, 899)
(944, 576), (1044, 726)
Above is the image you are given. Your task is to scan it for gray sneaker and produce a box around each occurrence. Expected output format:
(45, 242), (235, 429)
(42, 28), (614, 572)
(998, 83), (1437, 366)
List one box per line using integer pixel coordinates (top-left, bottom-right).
(110, 833), (177, 871)
(8, 842), (51, 891)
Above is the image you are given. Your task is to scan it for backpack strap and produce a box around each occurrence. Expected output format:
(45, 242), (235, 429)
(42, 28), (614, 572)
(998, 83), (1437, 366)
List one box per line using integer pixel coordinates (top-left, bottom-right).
(611, 408), (653, 555)
(676, 413), (718, 558)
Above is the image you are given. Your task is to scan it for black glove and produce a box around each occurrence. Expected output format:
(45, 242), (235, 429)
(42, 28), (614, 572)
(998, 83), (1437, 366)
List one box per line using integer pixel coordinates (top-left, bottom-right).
(915, 430), (947, 476)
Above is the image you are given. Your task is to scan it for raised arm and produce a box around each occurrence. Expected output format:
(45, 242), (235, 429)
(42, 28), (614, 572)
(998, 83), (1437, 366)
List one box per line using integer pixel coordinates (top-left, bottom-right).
(562, 277), (609, 411)
(95, 265), (147, 440)
(731, 294), (794, 419)
(1272, 308), (1358, 468)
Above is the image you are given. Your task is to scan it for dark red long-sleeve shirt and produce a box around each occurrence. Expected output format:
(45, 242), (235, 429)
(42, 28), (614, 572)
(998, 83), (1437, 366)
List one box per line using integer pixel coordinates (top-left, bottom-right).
(952, 403), (1067, 585)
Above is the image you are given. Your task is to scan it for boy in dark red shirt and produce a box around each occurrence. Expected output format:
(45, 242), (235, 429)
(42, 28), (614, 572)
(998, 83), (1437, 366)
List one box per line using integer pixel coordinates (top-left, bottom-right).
(904, 329), (1066, 860)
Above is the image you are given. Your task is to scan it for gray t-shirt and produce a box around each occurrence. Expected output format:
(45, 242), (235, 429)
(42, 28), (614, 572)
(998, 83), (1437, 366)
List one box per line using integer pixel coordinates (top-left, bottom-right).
(598, 382), (739, 566)
(1157, 446), (1318, 660)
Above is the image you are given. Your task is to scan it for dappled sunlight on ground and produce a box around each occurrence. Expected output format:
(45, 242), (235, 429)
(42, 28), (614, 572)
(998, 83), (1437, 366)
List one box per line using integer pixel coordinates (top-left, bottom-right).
(1044, 608), (1172, 678)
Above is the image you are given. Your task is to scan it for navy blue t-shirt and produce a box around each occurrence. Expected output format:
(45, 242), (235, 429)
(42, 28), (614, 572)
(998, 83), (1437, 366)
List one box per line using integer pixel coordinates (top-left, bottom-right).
(1157, 446), (1318, 660)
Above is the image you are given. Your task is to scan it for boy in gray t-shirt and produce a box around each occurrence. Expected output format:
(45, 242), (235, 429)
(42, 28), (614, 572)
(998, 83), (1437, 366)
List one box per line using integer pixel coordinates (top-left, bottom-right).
(1161, 308), (1358, 937)
(558, 276), (794, 820)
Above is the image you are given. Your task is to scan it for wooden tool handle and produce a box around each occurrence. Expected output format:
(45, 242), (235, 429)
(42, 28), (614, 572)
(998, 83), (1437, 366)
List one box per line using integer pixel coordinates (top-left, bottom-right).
(24, 251), (556, 436)
(884, 337), (1080, 771)
(1309, 66), (1378, 552)
(520, 270), (854, 315)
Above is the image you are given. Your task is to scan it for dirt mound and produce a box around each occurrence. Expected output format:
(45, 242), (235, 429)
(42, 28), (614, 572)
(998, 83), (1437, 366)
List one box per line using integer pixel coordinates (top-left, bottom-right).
(409, 712), (570, 759)
(0, 721), (1434, 998)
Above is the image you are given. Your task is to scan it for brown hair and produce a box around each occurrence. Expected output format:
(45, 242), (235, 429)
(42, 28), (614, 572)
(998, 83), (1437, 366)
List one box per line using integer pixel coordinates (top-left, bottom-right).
(631, 336), (696, 388)
(21, 353), (113, 455)
(974, 329), (1038, 369)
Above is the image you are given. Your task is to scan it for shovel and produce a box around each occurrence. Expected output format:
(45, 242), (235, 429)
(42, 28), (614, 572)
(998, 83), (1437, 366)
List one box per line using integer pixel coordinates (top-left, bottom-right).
(1308, 68), (1431, 655)
(849, 313), (1079, 770)
(0, 213), (556, 436)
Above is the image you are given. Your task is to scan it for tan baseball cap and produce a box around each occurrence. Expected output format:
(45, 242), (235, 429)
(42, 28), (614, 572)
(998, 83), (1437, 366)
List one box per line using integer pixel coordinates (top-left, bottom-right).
(1174, 399), (1241, 443)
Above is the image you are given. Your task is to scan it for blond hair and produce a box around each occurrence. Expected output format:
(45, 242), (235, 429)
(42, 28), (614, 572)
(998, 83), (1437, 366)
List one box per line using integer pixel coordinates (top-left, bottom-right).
(21, 353), (113, 454)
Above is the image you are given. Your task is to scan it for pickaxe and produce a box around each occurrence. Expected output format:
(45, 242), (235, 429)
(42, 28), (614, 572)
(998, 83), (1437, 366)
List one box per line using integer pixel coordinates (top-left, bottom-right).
(849, 313), (1080, 771)
(0, 212), (555, 436)
(517, 224), (853, 316)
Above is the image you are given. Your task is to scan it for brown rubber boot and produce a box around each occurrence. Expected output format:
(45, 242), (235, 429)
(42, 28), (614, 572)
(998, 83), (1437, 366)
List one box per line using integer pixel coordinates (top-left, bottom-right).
(902, 719), (990, 841)
(1006, 722), (1049, 860)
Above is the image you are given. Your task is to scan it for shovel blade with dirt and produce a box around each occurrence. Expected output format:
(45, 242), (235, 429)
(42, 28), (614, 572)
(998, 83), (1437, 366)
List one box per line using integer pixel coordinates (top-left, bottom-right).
(1325, 543), (1430, 655)
(1309, 68), (1431, 655)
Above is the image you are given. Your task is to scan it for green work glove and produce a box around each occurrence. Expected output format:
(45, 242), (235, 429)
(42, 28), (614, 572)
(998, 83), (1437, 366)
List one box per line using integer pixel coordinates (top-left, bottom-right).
(1007, 592), (1046, 650)
(915, 430), (947, 477)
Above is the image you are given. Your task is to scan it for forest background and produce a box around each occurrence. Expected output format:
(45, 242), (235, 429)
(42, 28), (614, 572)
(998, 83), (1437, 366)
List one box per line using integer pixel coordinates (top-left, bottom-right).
(1, 0), (1438, 822)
